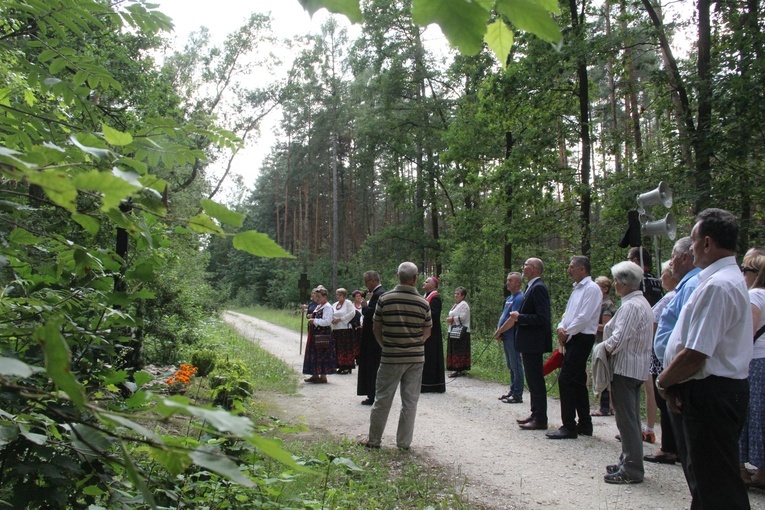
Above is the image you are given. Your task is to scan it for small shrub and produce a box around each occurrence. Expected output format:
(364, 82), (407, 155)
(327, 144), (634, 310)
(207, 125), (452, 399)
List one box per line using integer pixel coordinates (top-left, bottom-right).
(209, 359), (252, 409)
(191, 349), (217, 377)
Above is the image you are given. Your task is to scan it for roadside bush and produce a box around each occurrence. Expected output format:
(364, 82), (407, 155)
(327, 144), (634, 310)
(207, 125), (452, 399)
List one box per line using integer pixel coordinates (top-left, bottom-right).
(191, 349), (217, 377)
(209, 359), (253, 409)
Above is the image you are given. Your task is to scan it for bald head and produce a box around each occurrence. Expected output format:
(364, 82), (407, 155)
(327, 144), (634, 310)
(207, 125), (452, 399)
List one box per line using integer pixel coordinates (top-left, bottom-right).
(397, 261), (419, 285)
(522, 258), (544, 280)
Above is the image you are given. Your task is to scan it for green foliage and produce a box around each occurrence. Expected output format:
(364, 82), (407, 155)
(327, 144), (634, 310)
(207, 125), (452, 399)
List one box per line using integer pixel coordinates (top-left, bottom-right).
(185, 318), (299, 395)
(304, 0), (562, 64)
(0, 1), (304, 507)
(209, 359), (254, 409)
(191, 349), (217, 377)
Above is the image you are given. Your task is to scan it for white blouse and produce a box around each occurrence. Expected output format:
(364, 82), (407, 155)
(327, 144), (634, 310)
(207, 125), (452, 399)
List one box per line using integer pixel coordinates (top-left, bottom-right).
(448, 300), (471, 331)
(751, 288), (765, 359)
(332, 300), (356, 330)
(311, 303), (334, 328)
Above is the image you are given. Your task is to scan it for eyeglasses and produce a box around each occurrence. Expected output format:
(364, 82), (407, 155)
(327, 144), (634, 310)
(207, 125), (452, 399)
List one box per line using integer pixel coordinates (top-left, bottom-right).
(741, 265), (757, 274)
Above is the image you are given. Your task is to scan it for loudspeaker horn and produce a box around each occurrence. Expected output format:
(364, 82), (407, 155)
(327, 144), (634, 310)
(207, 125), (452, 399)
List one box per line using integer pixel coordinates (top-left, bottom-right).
(642, 212), (676, 241)
(637, 181), (673, 212)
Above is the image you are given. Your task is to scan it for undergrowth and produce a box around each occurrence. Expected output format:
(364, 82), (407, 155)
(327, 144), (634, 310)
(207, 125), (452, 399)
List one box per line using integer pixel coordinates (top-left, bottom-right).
(167, 315), (481, 509)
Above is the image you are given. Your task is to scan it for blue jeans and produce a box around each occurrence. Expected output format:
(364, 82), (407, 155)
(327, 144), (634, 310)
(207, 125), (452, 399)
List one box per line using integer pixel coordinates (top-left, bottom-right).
(502, 336), (524, 399)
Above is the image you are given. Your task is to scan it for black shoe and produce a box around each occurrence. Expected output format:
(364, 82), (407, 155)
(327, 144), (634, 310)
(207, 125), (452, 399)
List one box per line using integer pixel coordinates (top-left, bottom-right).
(546, 426), (578, 439)
(644, 453), (677, 464)
(519, 420), (548, 430)
(604, 472), (642, 484)
(577, 425), (593, 436)
(361, 398), (374, 406)
(606, 464), (620, 474)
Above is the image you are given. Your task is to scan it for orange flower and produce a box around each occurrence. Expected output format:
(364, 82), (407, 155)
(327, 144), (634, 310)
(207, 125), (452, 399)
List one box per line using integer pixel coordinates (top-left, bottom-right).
(167, 364), (198, 387)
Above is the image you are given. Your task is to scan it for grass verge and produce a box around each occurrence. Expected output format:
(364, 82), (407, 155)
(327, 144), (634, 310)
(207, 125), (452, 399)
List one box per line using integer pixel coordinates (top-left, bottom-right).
(178, 315), (483, 509)
(231, 305), (305, 332)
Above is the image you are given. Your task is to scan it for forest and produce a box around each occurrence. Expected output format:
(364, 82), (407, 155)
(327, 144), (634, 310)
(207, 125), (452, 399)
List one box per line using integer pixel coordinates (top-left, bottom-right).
(0, 0), (764, 506)
(210, 0), (765, 330)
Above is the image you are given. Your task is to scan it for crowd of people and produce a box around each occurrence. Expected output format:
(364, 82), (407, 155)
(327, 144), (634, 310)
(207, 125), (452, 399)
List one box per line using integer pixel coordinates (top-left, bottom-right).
(300, 207), (761, 509)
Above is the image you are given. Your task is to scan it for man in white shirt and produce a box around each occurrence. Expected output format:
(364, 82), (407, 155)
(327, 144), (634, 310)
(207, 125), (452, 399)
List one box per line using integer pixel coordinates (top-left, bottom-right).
(547, 256), (602, 439)
(657, 208), (752, 509)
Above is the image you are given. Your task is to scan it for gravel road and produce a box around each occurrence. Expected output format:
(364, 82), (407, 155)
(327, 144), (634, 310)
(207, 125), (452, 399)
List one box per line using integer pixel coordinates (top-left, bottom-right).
(223, 311), (765, 510)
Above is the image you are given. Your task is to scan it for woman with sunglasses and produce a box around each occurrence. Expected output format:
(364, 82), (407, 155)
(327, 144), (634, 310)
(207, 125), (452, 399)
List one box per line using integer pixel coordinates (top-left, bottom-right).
(739, 247), (765, 488)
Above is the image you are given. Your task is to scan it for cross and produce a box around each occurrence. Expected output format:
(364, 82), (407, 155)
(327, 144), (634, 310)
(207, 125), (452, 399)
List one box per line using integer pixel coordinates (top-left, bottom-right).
(298, 273), (310, 303)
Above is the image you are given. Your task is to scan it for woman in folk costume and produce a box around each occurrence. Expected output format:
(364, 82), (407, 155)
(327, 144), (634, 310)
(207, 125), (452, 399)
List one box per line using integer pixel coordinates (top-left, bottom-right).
(303, 286), (336, 383)
(446, 286), (471, 378)
(421, 277), (446, 393)
(332, 288), (357, 374)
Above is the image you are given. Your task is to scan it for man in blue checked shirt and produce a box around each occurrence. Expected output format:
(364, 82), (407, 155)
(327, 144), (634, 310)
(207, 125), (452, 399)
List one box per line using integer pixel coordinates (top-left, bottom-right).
(494, 272), (525, 404)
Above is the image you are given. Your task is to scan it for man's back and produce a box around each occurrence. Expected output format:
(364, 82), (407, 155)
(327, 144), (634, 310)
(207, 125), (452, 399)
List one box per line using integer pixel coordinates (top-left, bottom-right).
(374, 285), (431, 364)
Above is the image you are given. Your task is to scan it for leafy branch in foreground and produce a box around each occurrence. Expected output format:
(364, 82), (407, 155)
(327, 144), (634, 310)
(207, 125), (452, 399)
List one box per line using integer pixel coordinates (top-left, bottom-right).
(0, 0), (297, 507)
(297, 0), (563, 64)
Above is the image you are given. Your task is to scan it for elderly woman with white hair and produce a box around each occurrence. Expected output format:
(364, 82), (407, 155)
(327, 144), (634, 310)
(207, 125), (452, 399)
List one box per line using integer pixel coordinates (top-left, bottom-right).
(600, 261), (654, 484)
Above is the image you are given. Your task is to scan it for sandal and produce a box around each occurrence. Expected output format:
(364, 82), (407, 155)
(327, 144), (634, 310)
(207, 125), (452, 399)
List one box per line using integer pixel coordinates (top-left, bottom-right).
(591, 409), (613, 417)
(502, 396), (523, 404)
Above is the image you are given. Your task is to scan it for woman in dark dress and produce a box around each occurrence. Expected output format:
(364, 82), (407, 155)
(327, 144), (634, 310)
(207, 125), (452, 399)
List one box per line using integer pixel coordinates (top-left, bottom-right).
(332, 288), (357, 374)
(351, 289), (365, 362)
(421, 277), (446, 393)
(302, 286), (336, 383)
(446, 286), (471, 377)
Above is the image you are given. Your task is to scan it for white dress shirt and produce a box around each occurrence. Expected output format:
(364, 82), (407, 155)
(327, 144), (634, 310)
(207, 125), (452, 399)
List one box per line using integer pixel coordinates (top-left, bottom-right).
(664, 256), (753, 380)
(558, 276), (602, 338)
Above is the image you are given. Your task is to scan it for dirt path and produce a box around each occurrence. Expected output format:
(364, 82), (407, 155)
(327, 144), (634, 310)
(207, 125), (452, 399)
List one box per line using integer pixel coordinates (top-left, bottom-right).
(223, 311), (765, 510)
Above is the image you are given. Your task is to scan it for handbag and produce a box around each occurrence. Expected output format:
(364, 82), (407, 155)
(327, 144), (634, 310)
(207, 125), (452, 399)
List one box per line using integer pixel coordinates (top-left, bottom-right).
(349, 310), (362, 328)
(313, 333), (331, 351)
(449, 323), (469, 342)
(755, 324), (765, 344)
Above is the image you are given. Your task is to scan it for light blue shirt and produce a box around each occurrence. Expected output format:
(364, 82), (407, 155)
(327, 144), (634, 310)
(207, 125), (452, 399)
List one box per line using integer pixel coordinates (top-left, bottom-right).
(653, 267), (701, 363)
(498, 291), (524, 342)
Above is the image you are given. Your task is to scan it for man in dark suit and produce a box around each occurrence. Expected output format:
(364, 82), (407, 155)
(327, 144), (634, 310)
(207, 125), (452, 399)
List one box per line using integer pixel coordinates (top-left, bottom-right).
(357, 270), (386, 405)
(510, 258), (552, 430)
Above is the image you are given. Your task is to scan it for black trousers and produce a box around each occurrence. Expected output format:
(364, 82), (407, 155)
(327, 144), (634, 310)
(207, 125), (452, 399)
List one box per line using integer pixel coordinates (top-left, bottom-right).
(652, 373), (677, 454)
(522, 352), (547, 424)
(668, 376), (750, 510)
(558, 333), (595, 431)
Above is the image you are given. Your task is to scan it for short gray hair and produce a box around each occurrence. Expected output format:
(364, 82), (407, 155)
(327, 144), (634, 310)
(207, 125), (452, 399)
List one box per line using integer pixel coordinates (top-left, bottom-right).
(672, 236), (693, 260)
(610, 261), (643, 292)
(397, 262), (418, 283)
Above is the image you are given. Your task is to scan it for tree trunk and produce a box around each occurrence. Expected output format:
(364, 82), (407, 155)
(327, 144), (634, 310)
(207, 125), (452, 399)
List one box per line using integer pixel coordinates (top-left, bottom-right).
(604, 0), (622, 174)
(504, 131), (514, 284)
(641, 0), (695, 174)
(331, 132), (339, 290)
(621, 0), (644, 171)
(694, 0), (712, 212)
(569, 0), (592, 258)
(428, 149), (441, 278)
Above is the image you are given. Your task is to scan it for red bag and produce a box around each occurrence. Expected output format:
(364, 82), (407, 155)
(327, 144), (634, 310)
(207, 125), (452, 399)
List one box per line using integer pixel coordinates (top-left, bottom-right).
(543, 350), (564, 376)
